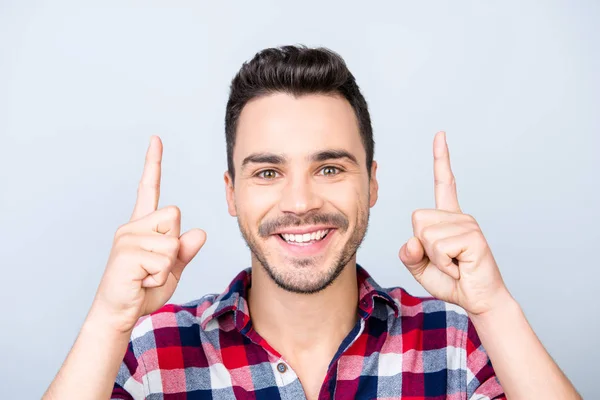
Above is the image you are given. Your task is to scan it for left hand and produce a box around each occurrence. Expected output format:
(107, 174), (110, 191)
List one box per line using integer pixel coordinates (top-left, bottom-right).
(399, 131), (510, 316)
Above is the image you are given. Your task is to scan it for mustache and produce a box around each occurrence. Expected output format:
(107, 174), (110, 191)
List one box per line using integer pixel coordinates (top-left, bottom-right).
(258, 212), (349, 238)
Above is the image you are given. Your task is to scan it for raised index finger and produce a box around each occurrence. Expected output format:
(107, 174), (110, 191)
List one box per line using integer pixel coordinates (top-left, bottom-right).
(130, 135), (163, 221)
(433, 131), (461, 212)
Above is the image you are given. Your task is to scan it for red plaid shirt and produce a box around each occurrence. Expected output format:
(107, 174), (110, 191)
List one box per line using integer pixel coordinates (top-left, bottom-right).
(112, 265), (505, 399)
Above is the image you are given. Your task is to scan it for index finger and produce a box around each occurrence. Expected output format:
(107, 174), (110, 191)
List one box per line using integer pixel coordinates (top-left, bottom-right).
(130, 135), (163, 221)
(433, 131), (461, 212)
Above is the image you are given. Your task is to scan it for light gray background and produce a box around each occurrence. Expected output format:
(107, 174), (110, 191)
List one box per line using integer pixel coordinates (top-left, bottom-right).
(0, 1), (598, 398)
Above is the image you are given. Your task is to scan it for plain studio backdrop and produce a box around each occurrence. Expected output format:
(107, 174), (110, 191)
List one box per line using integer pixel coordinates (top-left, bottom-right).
(0, 1), (598, 398)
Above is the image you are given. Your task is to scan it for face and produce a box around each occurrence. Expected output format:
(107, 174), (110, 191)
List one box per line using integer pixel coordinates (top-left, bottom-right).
(225, 92), (378, 294)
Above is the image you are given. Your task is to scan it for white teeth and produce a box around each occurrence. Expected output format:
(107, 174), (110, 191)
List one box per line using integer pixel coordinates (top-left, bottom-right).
(316, 229), (329, 240)
(281, 229), (330, 244)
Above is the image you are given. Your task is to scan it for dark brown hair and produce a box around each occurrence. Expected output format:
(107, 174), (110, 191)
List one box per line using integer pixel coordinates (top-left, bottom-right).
(224, 44), (374, 182)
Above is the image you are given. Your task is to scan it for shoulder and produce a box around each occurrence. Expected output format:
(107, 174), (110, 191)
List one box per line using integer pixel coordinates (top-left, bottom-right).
(385, 285), (468, 316)
(129, 293), (220, 343)
(358, 265), (469, 333)
(113, 294), (221, 396)
(383, 286), (471, 343)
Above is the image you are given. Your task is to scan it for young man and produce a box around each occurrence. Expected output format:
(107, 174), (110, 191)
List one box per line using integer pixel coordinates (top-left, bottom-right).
(44, 45), (580, 399)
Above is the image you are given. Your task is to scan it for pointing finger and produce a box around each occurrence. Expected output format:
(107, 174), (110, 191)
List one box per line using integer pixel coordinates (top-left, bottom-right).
(433, 131), (461, 213)
(131, 136), (163, 222)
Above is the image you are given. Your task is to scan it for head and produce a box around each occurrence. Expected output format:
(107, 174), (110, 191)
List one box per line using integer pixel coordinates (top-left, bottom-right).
(224, 45), (378, 294)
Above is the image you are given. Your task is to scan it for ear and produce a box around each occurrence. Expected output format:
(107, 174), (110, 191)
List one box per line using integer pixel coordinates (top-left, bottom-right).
(224, 171), (237, 216)
(369, 160), (379, 208)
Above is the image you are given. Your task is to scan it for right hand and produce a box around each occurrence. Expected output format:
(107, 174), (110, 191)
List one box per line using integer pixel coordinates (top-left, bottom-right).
(89, 136), (207, 333)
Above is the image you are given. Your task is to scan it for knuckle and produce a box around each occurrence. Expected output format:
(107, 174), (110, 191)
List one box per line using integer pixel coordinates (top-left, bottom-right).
(463, 213), (477, 224)
(138, 180), (157, 191)
(472, 230), (487, 247)
(114, 223), (129, 239)
(411, 209), (424, 225)
(165, 205), (181, 220)
(434, 176), (455, 186)
(114, 232), (131, 247)
(432, 239), (445, 255)
(167, 236), (181, 252)
(420, 225), (435, 244)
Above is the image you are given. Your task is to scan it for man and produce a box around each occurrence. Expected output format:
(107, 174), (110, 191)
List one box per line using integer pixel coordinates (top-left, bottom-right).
(44, 45), (580, 399)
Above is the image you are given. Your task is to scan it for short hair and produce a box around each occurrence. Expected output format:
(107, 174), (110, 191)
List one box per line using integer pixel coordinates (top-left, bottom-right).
(224, 44), (374, 182)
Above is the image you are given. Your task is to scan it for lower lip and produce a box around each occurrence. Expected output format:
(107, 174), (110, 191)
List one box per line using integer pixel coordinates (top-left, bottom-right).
(273, 230), (336, 257)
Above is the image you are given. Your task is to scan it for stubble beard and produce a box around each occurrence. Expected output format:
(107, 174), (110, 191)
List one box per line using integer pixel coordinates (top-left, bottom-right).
(237, 205), (370, 294)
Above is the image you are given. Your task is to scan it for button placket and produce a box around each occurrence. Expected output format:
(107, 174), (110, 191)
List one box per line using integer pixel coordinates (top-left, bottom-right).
(277, 362), (287, 373)
(272, 358), (297, 388)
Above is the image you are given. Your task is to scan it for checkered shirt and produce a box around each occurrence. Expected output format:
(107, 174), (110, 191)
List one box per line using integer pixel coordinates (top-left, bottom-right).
(111, 265), (505, 399)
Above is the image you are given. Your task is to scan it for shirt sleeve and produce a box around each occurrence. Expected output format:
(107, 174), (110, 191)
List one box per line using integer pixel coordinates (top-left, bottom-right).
(466, 317), (506, 400)
(110, 340), (146, 400)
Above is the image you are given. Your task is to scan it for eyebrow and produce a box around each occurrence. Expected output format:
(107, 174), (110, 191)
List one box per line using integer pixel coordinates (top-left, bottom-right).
(309, 149), (359, 166)
(241, 149), (359, 171)
(241, 153), (286, 170)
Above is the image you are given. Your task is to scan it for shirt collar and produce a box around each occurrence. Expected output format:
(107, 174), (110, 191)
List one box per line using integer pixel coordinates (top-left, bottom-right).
(199, 264), (400, 331)
(356, 264), (400, 319)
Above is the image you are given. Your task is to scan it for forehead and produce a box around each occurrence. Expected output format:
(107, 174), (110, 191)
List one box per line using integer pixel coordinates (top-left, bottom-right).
(234, 92), (364, 164)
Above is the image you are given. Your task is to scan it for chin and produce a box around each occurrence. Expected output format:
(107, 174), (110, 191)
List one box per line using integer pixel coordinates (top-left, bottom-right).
(242, 220), (364, 294)
(260, 254), (348, 295)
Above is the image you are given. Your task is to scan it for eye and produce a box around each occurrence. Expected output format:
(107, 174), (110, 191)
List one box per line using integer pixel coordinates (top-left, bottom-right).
(256, 169), (279, 179)
(320, 166), (341, 176)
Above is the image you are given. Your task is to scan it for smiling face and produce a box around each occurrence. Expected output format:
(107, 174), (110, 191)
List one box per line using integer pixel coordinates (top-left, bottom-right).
(225, 92), (378, 294)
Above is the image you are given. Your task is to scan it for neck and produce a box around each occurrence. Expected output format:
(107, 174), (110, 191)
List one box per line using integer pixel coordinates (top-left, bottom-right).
(248, 258), (359, 360)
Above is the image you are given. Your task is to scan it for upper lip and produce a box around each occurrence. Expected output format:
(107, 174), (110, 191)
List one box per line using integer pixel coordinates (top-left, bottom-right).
(272, 225), (336, 235)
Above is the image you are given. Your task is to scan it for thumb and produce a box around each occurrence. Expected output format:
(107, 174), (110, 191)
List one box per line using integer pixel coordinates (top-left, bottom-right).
(399, 236), (428, 274)
(172, 228), (207, 279)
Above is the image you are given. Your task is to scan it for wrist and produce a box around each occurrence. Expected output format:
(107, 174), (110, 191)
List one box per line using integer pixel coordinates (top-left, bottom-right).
(84, 305), (134, 339)
(467, 288), (520, 325)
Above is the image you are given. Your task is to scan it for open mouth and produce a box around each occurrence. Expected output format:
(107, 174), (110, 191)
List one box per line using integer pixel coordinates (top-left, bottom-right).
(273, 228), (336, 257)
(277, 228), (331, 246)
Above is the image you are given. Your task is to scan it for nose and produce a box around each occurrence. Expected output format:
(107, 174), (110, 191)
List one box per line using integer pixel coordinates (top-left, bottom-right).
(278, 172), (324, 215)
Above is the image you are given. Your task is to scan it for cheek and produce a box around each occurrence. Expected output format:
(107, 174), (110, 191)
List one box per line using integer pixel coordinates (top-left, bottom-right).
(319, 181), (365, 214)
(237, 186), (280, 224)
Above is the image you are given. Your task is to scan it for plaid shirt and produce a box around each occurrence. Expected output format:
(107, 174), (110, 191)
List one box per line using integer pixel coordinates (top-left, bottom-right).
(112, 265), (505, 399)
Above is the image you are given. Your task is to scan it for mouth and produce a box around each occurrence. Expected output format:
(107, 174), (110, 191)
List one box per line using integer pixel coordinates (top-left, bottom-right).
(277, 228), (331, 244)
(272, 228), (336, 257)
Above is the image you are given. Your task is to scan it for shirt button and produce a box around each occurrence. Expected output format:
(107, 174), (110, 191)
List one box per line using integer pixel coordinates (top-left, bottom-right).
(277, 362), (287, 373)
